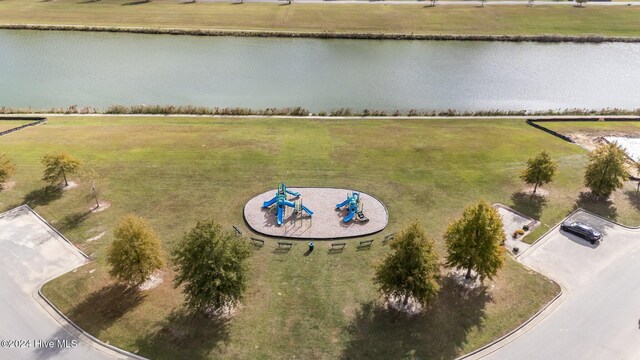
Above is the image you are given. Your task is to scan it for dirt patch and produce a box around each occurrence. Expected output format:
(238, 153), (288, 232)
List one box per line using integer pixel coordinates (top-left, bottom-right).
(205, 303), (239, 320)
(521, 187), (549, 197)
(89, 201), (111, 213)
(85, 231), (105, 243)
(447, 269), (484, 290)
(1, 181), (15, 192)
(61, 181), (79, 191)
(138, 270), (164, 291)
(566, 132), (609, 152)
(385, 295), (424, 315)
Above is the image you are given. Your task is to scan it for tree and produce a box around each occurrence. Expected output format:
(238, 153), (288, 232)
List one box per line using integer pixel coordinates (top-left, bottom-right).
(87, 169), (101, 208)
(444, 200), (505, 281)
(584, 142), (628, 199)
(374, 221), (440, 308)
(520, 150), (557, 195)
(0, 154), (15, 191)
(107, 215), (164, 287)
(173, 219), (251, 313)
(42, 151), (81, 187)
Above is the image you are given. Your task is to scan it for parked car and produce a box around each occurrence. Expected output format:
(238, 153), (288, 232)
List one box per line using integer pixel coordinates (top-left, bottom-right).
(560, 221), (602, 245)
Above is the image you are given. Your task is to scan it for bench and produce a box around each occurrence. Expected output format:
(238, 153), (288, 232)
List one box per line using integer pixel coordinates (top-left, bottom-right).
(383, 233), (395, 243)
(232, 225), (243, 236)
(250, 237), (265, 247)
(277, 242), (293, 249)
(358, 240), (374, 248)
(331, 243), (346, 249)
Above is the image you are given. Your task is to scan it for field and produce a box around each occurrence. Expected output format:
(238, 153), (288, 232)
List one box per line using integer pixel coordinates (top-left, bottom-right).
(1, 0), (640, 37)
(3, 116), (640, 359)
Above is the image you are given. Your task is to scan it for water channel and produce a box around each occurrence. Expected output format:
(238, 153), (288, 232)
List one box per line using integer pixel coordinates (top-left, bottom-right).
(1, 30), (639, 112)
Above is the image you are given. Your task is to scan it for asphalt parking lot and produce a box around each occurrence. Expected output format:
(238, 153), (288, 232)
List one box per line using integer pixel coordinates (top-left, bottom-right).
(0, 206), (125, 360)
(469, 210), (640, 360)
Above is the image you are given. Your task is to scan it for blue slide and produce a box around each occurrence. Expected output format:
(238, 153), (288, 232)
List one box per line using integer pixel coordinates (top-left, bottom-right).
(263, 196), (278, 208)
(277, 200), (297, 225)
(285, 188), (301, 197)
(336, 199), (350, 209)
(300, 205), (314, 216)
(277, 205), (284, 225)
(343, 209), (356, 223)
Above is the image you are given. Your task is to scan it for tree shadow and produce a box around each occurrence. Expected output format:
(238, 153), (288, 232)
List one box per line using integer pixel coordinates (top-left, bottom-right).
(23, 185), (62, 208)
(67, 283), (146, 334)
(33, 328), (79, 360)
(510, 191), (548, 220)
(624, 189), (640, 212)
(573, 191), (618, 221)
(341, 275), (492, 360)
(59, 210), (92, 231)
(134, 307), (231, 359)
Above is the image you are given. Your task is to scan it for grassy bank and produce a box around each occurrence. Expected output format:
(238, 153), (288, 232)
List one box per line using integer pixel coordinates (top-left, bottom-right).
(5, 116), (640, 359)
(3, 105), (640, 117)
(0, 0), (639, 38)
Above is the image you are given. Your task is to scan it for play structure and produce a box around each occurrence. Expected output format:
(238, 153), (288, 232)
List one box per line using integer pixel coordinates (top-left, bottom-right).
(336, 191), (369, 223)
(262, 183), (313, 226)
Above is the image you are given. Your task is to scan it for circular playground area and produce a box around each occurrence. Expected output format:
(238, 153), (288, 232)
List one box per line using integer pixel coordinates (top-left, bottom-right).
(243, 187), (388, 239)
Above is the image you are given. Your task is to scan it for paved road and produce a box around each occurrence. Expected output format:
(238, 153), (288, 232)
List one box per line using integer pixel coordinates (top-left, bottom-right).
(468, 210), (640, 360)
(200, 0), (640, 6)
(0, 206), (129, 360)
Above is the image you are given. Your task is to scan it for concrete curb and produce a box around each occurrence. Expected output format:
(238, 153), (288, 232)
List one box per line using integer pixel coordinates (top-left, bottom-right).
(458, 207), (615, 359)
(0, 205), (147, 360)
(36, 285), (148, 360)
(456, 291), (564, 360)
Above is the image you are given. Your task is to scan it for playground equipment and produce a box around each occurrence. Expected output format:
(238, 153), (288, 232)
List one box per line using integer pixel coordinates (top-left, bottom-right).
(336, 191), (369, 223)
(262, 183), (313, 226)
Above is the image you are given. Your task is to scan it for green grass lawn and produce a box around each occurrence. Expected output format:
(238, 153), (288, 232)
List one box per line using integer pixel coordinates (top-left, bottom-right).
(0, 120), (35, 132)
(4, 116), (640, 359)
(541, 120), (640, 135)
(1, 0), (639, 36)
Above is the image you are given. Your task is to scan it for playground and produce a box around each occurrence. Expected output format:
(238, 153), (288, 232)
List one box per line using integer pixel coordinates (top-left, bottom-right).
(244, 186), (388, 239)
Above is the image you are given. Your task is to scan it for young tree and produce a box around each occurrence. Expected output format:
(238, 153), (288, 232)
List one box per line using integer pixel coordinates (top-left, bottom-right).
(0, 154), (15, 191)
(173, 220), (251, 313)
(520, 150), (557, 195)
(42, 151), (81, 187)
(374, 221), (440, 308)
(107, 215), (164, 287)
(444, 200), (505, 281)
(584, 142), (628, 199)
(87, 169), (101, 208)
